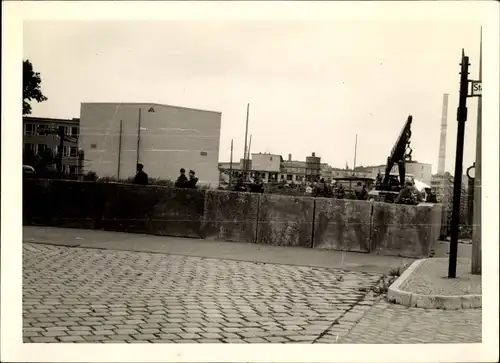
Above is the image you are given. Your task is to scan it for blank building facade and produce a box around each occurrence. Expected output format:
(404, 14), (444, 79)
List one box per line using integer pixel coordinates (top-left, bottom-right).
(79, 103), (222, 186)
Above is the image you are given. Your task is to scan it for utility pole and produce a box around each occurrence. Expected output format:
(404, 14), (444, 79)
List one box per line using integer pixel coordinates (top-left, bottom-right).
(136, 108), (142, 166)
(243, 103), (250, 178)
(117, 120), (123, 179)
(229, 139), (234, 189)
(448, 49), (470, 279)
(57, 126), (65, 176)
(353, 134), (358, 175)
(471, 28), (482, 275)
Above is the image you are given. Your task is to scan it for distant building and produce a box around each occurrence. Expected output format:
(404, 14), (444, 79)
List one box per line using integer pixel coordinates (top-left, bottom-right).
(250, 153), (283, 182)
(320, 163), (333, 181)
(79, 102), (222, 186)
(359, 161), (432, 185)
(281, 154), (306, 184)
(23, 116), (80, 174)
(305, 152), (321, 182)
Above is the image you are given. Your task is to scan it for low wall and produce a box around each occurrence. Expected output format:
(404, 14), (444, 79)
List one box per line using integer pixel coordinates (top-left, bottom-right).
(313, 198), (371, 253)
(203, 191), (259, 243)
(370, 202), (440, 258)
(257, 194), (314, 248)
(23, 179), (98, 229)
(150, 188), (206, 239)
(23, 179), (443, 258)
(101, 184), (161, 234)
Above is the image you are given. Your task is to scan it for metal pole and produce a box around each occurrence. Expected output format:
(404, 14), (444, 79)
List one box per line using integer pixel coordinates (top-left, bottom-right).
(243, 103), (250, 177)
(229, 139), (234, 189)
(448, 49), (470, 279)
(353, 134), (358, 175)
(136, 108), (142, 166)
(57, 126), (65, 177)
(117, 120), (123, 179)
(466, 165), (475, 226)
(471, 28), (482, 275)
(247, 135), (252, 180)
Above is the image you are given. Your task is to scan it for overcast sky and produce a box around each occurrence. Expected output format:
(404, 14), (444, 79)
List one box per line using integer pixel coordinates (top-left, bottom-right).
(23, 19), (482, 173)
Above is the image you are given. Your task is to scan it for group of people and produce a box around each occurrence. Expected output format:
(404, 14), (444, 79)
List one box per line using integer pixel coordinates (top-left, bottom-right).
(132, 164), (199, 189)
(307, 179), (369, 200)
(175, 168), (199, 189)
(233, 171), (265, 193)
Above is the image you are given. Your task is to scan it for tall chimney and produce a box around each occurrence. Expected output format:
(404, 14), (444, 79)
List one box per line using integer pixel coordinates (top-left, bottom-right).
(437, 94), (449, 175)
(288, 154), (292, 161)
(312, 152), (315, 157)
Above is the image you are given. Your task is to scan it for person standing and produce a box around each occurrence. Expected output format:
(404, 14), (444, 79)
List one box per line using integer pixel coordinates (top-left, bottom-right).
(133, 163), (149, 185)
(186, 170), (199, 189)
(175, 168), (188, 188)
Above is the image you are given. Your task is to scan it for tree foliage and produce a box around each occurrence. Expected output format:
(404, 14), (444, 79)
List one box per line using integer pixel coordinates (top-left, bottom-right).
(23, 59), (48, 115)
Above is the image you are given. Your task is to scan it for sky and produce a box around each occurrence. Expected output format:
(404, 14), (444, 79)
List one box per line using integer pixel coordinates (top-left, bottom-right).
(23, 18), (483, 174)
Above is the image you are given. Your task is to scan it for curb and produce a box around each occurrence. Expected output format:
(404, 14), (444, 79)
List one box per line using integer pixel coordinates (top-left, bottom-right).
(387, 258), (482, 310)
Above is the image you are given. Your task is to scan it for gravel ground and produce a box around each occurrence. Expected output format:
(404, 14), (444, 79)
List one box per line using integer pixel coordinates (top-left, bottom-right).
(401, 258), (481, 296)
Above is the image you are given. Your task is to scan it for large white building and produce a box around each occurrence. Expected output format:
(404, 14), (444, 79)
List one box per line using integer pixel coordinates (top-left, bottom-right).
(79, 103), (222, 186)
(367, 162), (433, 185)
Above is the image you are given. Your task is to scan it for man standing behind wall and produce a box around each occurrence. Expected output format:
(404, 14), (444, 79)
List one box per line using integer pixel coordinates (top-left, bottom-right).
(133, 163), (149, 185)
(175, 168), (188, 188)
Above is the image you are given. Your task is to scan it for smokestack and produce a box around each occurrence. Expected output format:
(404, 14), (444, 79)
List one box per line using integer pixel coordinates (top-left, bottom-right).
(312, 152), (315, 157)
(437, 94), (449, 175)
(288, 154), (292, 161)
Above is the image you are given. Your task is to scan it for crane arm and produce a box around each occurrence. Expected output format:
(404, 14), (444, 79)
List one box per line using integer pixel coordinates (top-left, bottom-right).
(383, 115), (413, 187)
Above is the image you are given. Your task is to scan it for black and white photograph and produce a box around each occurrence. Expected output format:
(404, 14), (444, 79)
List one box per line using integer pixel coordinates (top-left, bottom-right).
(1, 1), (498, 362)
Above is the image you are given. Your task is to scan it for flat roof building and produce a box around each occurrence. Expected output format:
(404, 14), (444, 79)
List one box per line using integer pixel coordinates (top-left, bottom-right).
(79, 102), (222, 186)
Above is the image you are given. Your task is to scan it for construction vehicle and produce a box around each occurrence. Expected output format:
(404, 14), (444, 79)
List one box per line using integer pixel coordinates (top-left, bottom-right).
(368, 115), (415, 203)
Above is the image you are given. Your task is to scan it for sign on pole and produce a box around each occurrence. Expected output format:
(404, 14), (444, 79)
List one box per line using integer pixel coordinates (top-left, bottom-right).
(469, 80), (482, 97)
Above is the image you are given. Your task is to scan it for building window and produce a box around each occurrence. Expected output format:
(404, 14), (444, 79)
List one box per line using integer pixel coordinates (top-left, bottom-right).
(71, 126), (79, 137)
(69, 165), (77, 174)
(36, 125), (48, 135)
(37, 144), (48, 154)
(24, 143), (35, 152)
(287, 175), (293, 181)
(269, 157), (273, 161)
(200, 151), (207, 156)
(63, 146), (70, 157)
(24, 123), (36, 135)
(281, 175), (284, 179)
(69, 146), (78, 157)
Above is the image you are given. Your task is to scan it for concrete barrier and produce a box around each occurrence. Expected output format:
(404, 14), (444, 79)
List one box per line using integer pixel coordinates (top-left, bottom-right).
(48, 180), (99, 229)
(150, 188), (206, 238)
(370, 202), (436, 258)
(22, 180), (443, 258)
(23, 179), (98, 229)
(203, 191), (259, 243)
(23, 178), (52, 226)
(101, 183), (161, 234)
(313, 198), (371, 253)
(257, 194), (314, 248)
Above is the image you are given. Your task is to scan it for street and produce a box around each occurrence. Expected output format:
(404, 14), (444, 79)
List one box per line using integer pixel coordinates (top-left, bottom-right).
(23, 240), (481, 343)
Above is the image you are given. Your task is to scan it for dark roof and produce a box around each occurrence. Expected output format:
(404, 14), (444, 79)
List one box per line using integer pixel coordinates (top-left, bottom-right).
(23, 116), (79, 124)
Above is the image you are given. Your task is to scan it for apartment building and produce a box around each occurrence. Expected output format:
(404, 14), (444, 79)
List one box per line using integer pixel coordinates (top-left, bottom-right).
(23, 116), (80, 174)
(281, 154), (307, 184)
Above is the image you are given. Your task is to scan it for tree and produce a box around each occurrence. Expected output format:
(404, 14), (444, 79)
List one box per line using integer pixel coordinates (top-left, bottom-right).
(23, 59), (48, 115)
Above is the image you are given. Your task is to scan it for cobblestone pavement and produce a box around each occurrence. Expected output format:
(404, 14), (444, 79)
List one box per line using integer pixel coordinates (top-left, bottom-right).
(318, 300), (482, 343)
(23, 243), (482, 344)
(23, 243), (382, 343)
